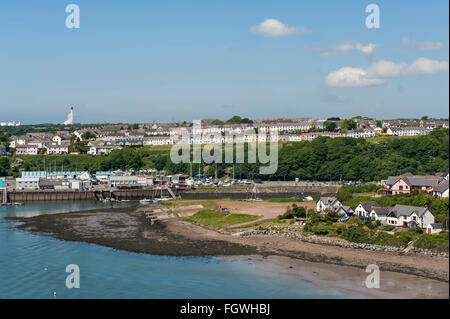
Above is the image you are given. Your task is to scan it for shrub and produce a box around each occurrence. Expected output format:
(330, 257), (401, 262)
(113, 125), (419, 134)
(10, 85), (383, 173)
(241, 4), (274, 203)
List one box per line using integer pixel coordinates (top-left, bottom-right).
(311, 225), (331, 235)
(414, 234), (449, 252)
(278, 205), (307, 219)
(380, 225), (395, 231)
(342, 226), (369, 243)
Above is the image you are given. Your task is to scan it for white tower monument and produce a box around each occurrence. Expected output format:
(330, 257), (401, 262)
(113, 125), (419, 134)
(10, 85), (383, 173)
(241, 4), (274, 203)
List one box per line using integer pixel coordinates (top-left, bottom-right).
(64, 107), (74, 125)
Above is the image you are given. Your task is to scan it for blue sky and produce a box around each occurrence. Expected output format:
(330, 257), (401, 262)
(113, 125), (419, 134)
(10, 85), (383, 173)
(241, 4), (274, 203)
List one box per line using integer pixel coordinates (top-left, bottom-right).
(0, 0), (448, 124)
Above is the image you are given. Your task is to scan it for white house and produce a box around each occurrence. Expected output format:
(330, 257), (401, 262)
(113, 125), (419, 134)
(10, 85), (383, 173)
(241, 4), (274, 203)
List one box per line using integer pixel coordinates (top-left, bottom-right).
(354, 201), (378, 218)
(386, 205), (435, 228)
(316, 197), (342, 213)
(432, 180), (449, 198)
(368, 207), (390, 224)
(46, 143), (69, 155)
(15, 146), (39, 155)
(52, 135), (62, 145)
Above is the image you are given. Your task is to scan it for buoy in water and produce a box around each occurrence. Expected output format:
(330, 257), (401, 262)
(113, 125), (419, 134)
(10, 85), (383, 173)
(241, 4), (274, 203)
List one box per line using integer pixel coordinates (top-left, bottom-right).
(53, 292), (56, 296)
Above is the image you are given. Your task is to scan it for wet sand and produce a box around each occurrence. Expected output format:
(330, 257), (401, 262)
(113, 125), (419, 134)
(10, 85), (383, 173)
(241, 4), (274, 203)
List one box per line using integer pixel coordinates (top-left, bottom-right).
(235, 255), (449, 299)
(11, 204), (449, 298)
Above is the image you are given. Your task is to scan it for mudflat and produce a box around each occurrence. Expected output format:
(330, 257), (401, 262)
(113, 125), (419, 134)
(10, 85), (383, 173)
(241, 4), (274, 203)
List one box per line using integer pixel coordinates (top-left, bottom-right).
(12, 203), (449, 298)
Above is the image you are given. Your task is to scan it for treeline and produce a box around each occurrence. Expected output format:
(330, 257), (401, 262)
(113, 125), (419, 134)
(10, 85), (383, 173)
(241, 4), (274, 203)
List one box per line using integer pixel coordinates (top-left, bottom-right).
(1, 128), (448, 182)
(0, 123), (114, 136)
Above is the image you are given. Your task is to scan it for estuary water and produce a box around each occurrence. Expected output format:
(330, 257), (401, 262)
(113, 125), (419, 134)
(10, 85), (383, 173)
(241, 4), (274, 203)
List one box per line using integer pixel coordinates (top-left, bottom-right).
(0, 201), (364, 298)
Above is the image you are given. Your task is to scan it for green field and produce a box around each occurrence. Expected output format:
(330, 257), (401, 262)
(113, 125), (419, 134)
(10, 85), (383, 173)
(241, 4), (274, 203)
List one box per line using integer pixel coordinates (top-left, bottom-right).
(184, 209), (259, 229)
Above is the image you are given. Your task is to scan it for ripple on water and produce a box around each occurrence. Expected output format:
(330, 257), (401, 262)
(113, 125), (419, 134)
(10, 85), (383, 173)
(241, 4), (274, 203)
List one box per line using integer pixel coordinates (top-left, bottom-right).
(1, 201), (359, 299)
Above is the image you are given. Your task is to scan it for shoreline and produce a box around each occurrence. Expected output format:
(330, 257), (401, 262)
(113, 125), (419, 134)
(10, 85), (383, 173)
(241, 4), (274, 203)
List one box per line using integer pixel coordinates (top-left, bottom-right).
(10, 204), (449, 295)
(233, 255), (448, 299)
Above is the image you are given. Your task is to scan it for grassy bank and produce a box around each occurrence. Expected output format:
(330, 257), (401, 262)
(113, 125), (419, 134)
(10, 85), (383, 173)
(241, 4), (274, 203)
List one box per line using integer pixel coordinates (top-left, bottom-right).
(184, 209), (259, 229)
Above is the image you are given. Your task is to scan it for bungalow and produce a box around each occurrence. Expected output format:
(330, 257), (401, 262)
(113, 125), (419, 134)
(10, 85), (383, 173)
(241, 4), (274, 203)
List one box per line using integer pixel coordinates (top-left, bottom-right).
(384, 174), (443, 195)
(386, 204), (434, 228)
(316, 197), (342, 213)
(368, 207), (390, 224)
(354, 201), (378, 218)
(432, 180), (449, 198)
(426, 223), (443, 234)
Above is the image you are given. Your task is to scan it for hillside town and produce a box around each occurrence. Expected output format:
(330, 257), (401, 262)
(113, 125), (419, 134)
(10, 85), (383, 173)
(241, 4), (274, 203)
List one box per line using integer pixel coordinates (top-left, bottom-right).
(1, 116), (448, 156)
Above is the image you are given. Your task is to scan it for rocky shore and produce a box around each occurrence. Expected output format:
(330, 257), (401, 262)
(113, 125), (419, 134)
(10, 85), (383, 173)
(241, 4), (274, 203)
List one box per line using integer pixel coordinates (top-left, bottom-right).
(237, 226), (449, 258)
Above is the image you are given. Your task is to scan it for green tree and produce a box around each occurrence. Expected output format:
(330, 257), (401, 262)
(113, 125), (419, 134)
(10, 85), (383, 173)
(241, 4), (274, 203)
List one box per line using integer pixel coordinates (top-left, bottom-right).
(81, 131), (96, 140)
(226, 116), (243, 124)
(324, 120), (337, 132)
(0, 157), (10, 176)
(341, 119), (357, 131)
(211, 119), (224, 125)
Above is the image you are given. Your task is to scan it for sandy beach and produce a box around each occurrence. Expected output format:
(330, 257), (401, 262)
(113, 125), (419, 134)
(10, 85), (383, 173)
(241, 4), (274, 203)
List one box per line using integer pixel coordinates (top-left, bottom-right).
(12, 203), (449, 298)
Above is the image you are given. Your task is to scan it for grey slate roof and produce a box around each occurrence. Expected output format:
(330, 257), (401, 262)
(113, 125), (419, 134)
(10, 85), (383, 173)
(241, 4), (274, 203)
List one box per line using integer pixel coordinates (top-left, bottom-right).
(432, 180), (449, 193)
(320, 197), (338, 205)
(371, 207), (390, 216)
(359, 201), (378, 212)
(385, 175), (443, 187)
(336, 205), (354, 214)
(388, 205), (430, 218)
(385, 176), (401, 186)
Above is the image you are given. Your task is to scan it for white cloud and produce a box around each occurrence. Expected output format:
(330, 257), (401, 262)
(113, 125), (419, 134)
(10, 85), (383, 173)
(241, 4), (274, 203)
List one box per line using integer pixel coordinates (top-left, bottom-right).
(407, 58), (449, 74)
(401, 37), (444, 51)
(310, 41), (375, 56)
(250, 19), (311, 37)
(325, 58), (449, 88)
(355, 42), (376, 55)
(325, 67), (385, 88)
(367, 60), (407, 78)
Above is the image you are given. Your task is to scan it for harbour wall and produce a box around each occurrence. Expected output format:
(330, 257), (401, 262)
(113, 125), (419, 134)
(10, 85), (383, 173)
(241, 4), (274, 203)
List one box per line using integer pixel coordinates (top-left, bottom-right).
(1, 186), (338, 202)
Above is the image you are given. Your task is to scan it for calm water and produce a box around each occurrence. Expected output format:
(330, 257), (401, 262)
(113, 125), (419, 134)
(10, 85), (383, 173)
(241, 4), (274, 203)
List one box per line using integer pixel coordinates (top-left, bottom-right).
(0, 201), (360, 299)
